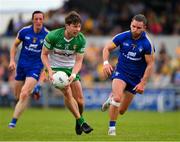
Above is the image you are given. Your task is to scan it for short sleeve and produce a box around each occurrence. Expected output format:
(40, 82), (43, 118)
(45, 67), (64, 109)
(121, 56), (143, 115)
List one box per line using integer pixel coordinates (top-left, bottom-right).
(75, 34), (86, 53)
(17, 28), (25, 41)
(43, 32), (54, 50)
(112, 33), (125, 47)
(144, 40), (155, 55)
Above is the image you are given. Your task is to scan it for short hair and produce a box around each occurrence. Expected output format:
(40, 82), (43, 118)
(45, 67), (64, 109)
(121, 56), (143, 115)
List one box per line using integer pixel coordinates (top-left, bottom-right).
(65, 11), (82, 25)
(32, 11), (44, 20)
(132, 14), (147, 25)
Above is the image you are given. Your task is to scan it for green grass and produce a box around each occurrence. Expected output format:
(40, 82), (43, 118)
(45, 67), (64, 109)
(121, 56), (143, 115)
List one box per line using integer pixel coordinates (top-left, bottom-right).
(0, 108), (180, 141)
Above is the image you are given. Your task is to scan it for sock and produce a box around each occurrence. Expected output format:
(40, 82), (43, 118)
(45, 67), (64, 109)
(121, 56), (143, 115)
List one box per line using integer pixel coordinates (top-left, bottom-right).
(9, 118), (18, 126)
(109, 121), (116, 127)
(34, 84), (41, 93)
(77, 116), (85, 126)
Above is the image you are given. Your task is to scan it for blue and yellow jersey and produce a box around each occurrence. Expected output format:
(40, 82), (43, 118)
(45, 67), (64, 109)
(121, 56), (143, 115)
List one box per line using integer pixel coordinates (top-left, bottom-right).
(17, 25), (48, 69)
(112, 30), (155, 80)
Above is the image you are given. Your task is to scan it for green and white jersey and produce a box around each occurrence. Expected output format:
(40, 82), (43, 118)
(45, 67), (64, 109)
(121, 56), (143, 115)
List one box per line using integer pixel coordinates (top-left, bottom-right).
(43, 28), (86, 68)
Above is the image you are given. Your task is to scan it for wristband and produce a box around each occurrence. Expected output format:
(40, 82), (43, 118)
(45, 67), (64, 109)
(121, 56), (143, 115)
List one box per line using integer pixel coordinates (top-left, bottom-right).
(103, 60), (109, 65)
(71, 73), (76, 78)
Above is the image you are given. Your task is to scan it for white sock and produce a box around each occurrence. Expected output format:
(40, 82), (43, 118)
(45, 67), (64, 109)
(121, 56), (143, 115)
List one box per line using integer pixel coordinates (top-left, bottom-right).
(109, 126), (116, 130)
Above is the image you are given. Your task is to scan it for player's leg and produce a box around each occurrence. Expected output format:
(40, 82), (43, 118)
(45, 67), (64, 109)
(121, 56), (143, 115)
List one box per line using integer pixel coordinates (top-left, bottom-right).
(61, 86), (81, 118)
(108, 79), (126, 136)
(70, 81), (84, 135)
(13, 80), (24, 100)
(118, 91), (134, 115)
(70, 80), (93, 135)
(12, 66), (25, 100)
(71, 80), (84, 115)
(61, 86), (93, 134)
(8, 77), (37, 128)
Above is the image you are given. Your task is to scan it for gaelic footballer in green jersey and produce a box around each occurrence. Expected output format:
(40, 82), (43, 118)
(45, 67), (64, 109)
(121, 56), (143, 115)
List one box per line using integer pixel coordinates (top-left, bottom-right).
(44, 28), (85, 70)
(41, 11), (93, 135)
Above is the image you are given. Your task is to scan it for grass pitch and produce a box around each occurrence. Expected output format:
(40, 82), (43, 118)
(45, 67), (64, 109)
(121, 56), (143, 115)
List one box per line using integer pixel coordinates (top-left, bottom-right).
(0, 108), (180, 141)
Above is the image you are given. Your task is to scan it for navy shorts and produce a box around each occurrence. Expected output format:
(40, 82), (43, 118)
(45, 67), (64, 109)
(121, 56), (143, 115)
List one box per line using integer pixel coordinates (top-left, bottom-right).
(111, 70), (140, 94)
(15, 65), (42, 81)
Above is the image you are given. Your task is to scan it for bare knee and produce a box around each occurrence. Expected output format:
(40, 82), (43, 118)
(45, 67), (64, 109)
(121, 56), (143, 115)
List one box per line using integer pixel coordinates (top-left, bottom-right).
(19, 89), (31, 101)
(61, 87), (71, 99)
(113, 96), (121, 103)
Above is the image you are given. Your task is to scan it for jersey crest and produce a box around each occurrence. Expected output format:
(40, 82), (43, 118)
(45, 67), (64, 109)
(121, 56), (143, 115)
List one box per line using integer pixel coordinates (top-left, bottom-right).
(33, 37), (37, 43)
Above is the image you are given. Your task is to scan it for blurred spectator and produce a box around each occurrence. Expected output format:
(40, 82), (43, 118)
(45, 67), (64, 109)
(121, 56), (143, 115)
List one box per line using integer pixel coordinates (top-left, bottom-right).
(128, 0), (145, 15)
(5, 18), (15, 36)
(14, 13), (25, 33)
(0, 82), (13, 107)
(3, 0), (180, 36)
(153, 43), (172, 87)
(146, 9), (163, 35)
(172, 2), (180, 35)
(171, 47), (180, 85)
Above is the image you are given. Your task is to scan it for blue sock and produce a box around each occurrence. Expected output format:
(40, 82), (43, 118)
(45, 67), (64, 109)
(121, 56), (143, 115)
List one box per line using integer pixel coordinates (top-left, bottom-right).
(109, 121), (116, 127)
(10, 118), (18, 125)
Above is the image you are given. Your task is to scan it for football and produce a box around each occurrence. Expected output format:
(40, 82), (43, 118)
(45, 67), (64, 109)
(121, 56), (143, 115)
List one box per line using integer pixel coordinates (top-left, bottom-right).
(52, 71), (69, 89)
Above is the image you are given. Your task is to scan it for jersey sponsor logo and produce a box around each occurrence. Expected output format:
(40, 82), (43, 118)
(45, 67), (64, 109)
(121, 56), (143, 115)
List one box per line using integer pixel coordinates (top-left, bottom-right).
(54, 50), (73, 57)
(25, 46), (41, 53)
(29, 44), (38, 48)
(123, 53), (142, 61)
(127, 51), (136, 57)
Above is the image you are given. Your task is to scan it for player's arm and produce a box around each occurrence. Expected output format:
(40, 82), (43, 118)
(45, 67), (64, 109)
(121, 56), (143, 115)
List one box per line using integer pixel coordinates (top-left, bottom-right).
(41, 47), (54, 81)
(102, 41), (117, 77)
(134, 54), (155, 94)
(69, 53), (84, 83)
(141, 54), (155, 85)
(9, 36), (21, 71)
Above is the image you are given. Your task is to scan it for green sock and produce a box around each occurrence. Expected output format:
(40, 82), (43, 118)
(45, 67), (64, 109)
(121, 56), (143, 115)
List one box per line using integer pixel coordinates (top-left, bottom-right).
(77, 116), (85, 126)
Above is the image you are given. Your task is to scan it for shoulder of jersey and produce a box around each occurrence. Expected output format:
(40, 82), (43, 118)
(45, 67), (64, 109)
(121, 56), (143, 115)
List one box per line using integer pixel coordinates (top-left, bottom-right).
(18, 25), (32, 33)
(49, 28), (63, 36)
(77, 32), (86, 40)
(44, 27), (49, 33)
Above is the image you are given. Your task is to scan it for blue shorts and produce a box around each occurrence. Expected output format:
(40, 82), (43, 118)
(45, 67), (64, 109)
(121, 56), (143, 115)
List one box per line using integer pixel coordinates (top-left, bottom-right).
(15, 65), (42, 81)
(111, 70), (140, 94)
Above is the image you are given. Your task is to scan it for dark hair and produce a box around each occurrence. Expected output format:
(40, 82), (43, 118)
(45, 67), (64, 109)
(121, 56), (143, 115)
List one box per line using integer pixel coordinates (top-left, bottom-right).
(32, 11), (44, 20)
(65, 11), (82, 25)
(132, 14), (147, 25)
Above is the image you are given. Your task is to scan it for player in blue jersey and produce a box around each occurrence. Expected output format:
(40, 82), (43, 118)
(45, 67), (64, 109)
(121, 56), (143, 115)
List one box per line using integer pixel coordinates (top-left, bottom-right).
(101, 14), (155, 135)
(8, 11), (48, 128)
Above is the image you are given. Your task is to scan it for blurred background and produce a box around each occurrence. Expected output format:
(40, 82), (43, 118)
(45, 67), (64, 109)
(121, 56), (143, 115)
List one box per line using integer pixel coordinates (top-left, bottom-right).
(0, 0), (180, 112)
